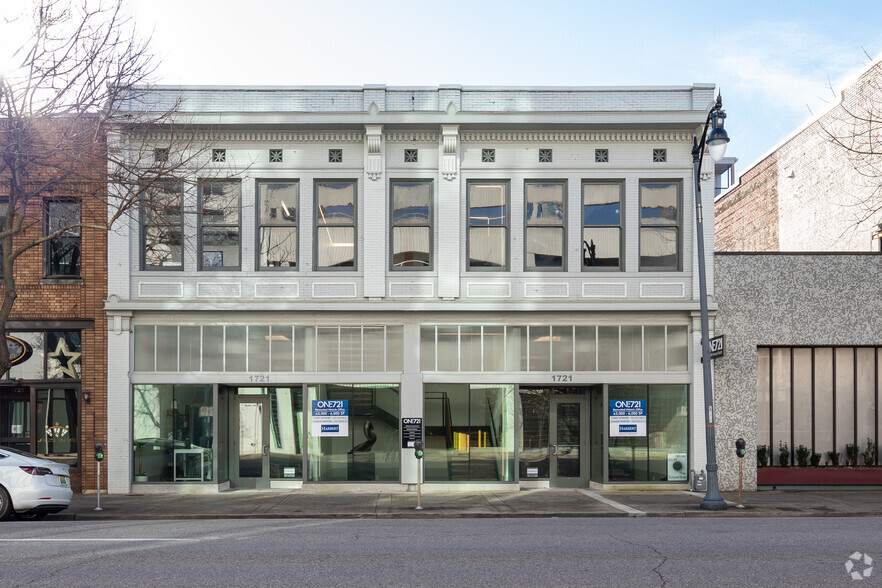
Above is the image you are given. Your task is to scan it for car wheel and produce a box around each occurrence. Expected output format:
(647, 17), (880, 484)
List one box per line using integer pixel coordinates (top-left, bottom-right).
(13, 512), (48, 521)
(0, 486), (12, 521)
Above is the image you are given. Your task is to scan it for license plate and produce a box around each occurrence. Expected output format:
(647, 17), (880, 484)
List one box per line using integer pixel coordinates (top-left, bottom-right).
(59, 476), (68, 487)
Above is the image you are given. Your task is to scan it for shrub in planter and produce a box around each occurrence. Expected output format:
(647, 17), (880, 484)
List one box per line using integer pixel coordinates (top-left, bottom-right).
(863, 438), (877, 466)
(827, 450), (841, 467)
(757, 444), (769, 467)
(779, 441), (790, 467)
(810, 452), (822, 467)
(795, 445), (810, 467)
(846, 443), (859, 467)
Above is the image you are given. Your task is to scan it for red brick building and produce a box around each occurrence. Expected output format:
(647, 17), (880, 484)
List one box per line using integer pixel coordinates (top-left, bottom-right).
(0, 119), (108, 493)
(716, 57), (882, 252)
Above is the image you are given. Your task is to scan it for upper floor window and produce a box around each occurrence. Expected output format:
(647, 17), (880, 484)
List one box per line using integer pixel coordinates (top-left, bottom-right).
(583, 181), (623, 270)
(315, 180), (356, 269)
(467, 181), (508, 270)
(639, 181), (681, 270)
(525, 181), (565, 271)
(141, 182), (183, 270)
(198, 180), (241, 270)
(391, 180), (432, 270)
(44, 200), (81, 278)
(257, 180), (298, 269)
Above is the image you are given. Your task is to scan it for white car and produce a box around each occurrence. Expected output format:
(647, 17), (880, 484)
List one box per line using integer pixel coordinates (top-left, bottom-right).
(0, 447), (72, 521)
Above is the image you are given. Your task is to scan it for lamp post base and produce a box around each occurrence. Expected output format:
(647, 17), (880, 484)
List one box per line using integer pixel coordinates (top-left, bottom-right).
(700, 497), (728, 510)
(699, 464), (728, 510)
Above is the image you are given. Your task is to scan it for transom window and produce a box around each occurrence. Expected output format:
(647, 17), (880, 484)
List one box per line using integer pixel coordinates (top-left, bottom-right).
(639, 181), (681, 270)
(420, 324), (688, 372)
(467, 181), (508, 270)
(583, 181), (623, 270)
(199, 181), (241, 270)
(44, 200), (81, 278)
(257, 180), (298, 269)
(141, 182), (183, 270)
(390, 180), (432, 270)
(315, 180), (356, 269)
(525, 182), (565, 271)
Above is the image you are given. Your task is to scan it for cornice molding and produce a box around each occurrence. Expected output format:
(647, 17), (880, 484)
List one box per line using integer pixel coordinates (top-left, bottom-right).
(151, 131), (366, 143)
(384, 131), (440, 142)
(460, 131), (693, 143)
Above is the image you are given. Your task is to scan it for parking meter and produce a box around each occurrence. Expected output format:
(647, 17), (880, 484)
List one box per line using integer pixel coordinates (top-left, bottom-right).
(94, 442), (105, 461)
(414, 440), (424, 460)
(735, 438), (746, 459)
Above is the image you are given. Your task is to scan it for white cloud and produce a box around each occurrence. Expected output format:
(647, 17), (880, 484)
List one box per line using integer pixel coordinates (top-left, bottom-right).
(714, 22), (870, 116)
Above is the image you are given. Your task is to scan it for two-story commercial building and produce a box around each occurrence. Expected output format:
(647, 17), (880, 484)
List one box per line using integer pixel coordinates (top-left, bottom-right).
(106, 84), (722, 494)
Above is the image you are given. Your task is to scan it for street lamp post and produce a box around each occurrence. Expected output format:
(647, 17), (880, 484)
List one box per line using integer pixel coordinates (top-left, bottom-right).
(693, 93), (730, 511)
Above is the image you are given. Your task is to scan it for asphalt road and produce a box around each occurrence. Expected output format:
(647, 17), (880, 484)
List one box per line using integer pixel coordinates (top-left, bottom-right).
(0, 517), (879, 587)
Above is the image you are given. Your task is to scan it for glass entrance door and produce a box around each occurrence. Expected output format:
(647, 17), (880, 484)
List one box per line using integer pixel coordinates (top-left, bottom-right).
(232, 396), (270, 488)
(550, 397), (587, 487)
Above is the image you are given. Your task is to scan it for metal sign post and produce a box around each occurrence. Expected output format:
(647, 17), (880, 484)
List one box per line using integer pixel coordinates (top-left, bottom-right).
(95, 460), (103, 511)
(735, 437), (746, 509)
(94, 442), (105, 511)
(414, 440), (424, 511)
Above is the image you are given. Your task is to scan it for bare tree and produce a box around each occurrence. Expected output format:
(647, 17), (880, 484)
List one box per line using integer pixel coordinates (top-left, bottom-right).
(822, 58), (882, 232)
(0, 0), (216, 374)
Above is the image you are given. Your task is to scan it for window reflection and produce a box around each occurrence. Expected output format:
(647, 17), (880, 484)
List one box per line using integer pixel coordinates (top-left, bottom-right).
(306, 384), (400, 482)
(424, 384), (515, 482)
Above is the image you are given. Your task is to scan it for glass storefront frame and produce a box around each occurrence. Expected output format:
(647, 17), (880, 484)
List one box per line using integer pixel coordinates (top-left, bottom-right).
(128, 380), (690, 487)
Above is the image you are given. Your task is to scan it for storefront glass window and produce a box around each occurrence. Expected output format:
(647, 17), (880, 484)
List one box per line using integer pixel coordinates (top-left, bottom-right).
(424, 384), (515, 482)
(518, 388), (551, 479)
(47, 332), (81, 379)
(608, 384), (687, 482)
(36, 389), (78, 459)
(8, 332), (45, 381)
(132, 384), (213, 482)
(306, 384), (400, 482)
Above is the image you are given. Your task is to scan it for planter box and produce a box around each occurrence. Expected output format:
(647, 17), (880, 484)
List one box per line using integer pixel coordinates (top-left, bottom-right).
(758, 467), (882, 485)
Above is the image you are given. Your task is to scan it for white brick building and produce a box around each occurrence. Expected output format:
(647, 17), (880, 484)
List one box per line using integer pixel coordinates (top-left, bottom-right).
(107, 84), (722, 493)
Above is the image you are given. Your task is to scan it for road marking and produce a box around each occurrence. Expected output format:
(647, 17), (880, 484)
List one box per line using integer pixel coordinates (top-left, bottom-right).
(577, 490), (646, 516)
(0, 538), (190, 542)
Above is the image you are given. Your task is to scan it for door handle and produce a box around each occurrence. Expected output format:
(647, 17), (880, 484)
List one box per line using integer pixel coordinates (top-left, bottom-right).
(262, 444), (269, 456)
(552, 444), (558, 456)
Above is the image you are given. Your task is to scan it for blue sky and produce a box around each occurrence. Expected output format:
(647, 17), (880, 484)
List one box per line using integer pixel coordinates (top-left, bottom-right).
(5, 0), (882, 177)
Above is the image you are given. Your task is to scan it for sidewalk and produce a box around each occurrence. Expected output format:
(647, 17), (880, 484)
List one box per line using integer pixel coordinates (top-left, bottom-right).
(51, 488), (882, 520)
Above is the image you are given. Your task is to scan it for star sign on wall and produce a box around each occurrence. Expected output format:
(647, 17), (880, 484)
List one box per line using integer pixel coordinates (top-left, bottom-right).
(48, 338), (81, 379)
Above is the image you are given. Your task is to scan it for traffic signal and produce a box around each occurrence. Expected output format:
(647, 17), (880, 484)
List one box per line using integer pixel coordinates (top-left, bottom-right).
(95, 442), (105, 462)
(414, 440), (424, 460)
(735, 438), (746, 459)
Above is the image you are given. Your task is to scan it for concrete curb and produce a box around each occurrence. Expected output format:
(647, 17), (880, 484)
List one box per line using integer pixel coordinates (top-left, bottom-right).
(47, 510), (882, 521)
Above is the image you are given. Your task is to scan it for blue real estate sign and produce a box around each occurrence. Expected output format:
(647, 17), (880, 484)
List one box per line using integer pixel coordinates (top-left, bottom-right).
(311, 400), (349, 437)
(609, 400), (646, 437)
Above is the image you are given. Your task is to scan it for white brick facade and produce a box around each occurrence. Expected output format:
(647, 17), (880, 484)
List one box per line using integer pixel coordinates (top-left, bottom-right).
(108, 84), (720, 493)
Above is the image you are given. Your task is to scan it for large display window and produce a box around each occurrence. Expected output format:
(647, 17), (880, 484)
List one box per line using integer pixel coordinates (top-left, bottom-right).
(132, 385), (213, 482)
(424, 384), (515, 482)
(306, 384), (399, 482)
(608, 385), (688, 482)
